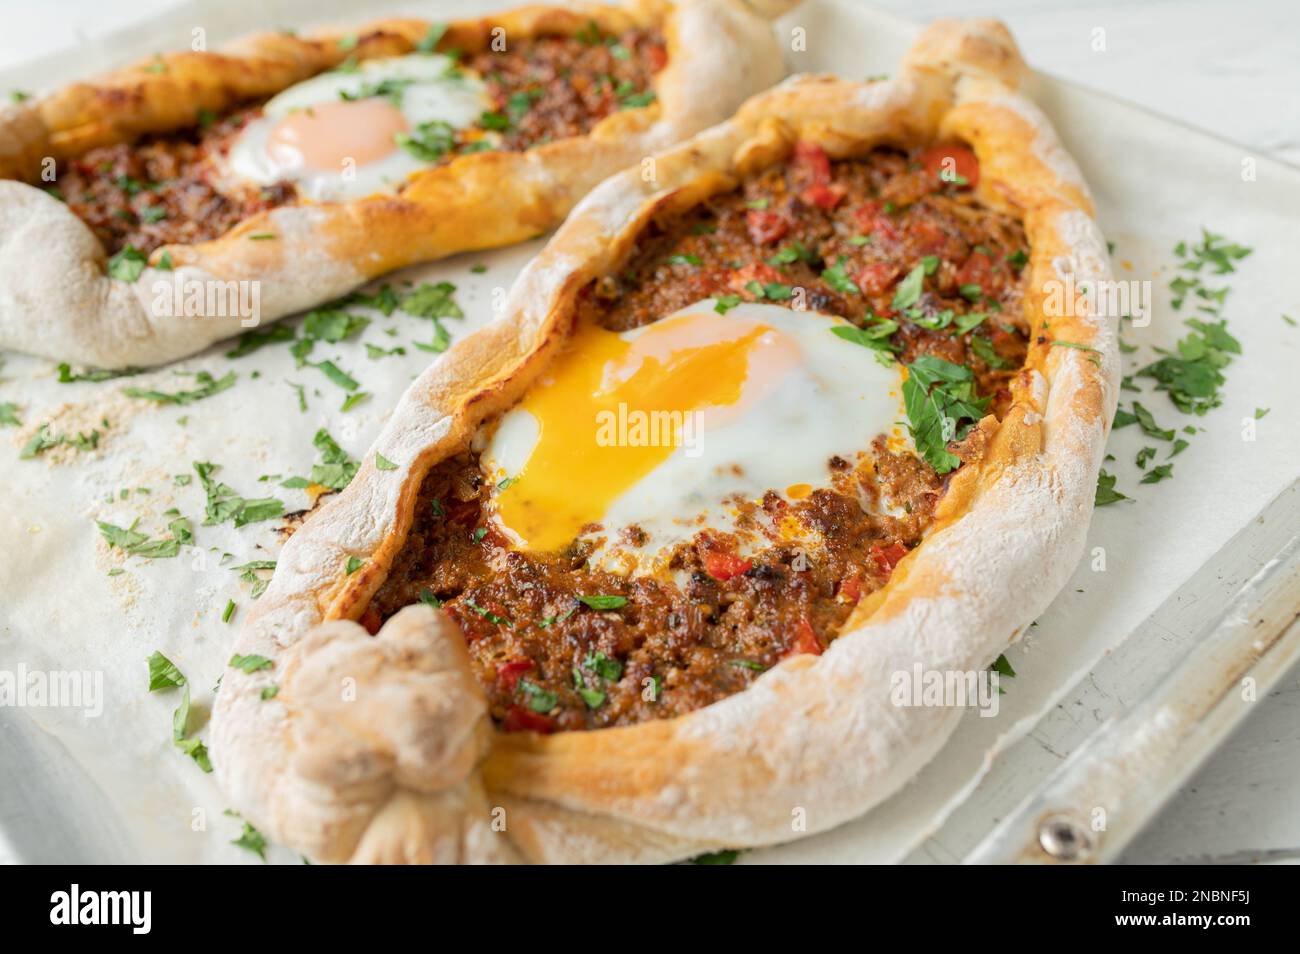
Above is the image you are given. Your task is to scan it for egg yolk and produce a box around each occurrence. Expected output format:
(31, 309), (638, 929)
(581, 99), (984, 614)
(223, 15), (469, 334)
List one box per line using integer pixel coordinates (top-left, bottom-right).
(493, 307), (803, 552)
(267, 98), (409, 174)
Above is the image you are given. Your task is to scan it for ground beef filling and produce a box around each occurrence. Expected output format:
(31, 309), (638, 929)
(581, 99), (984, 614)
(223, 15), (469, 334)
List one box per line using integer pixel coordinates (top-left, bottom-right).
(367, 143), (1030, 733)
(49, 27), (666, 257)
(52, 108), (294, 256)
(587, 142), (1030, 413)
(463, 27), (666, 154)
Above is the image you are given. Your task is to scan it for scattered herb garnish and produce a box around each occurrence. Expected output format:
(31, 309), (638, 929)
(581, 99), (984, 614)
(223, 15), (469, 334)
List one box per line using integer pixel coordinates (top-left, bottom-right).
(1094, 470), (1130, 507)
(229, 653), (273, 674)
(146, 651), (211, 772)
(901, 355), (988, 474)
(231, 821), (268, 861)
(577, 594), (627, 610)
(194, 461), (284, 527)
(280, 428), (360, 491)
(124, 369), (236, 405)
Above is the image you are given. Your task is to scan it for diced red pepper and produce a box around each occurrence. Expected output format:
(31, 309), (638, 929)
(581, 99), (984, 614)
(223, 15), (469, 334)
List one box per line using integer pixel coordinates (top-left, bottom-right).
(503, 704), (556, 734)
(955, 251), (1000, 298)
(918, 144), (980, 190)
(838, 572), (863, 603)
(703, 549), (752, 581)
(359, 605), (382, 635)
(791, 140), (832, 184)
(800, 182), (847, 210)
(871, 542), (910, 578)
(746, 208), (789, 245)
(787, 617), (823, 657)
(908, 217), (952, 256)
(854, 201), (900, 241)
(644, 43), (668, 73)
(855, 262), (900, 296)
(496, 659), (534, 693)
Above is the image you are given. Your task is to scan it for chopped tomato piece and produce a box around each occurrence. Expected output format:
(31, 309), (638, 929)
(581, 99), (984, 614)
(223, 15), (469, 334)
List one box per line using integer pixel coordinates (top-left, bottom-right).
(496, 659), (534, 693)
(644, 43), (668, 73)
(359, 605), (382, 635)
(800, 182), (847, 210)
(871, 542), (910, 577)
(503, 704), (556, 734)
(703, 549), (752, 581)
(907, 217), (953, 256)
(838, 572), (863, 603)
(855, 262), (900, 296)
(854, 201), (900, 242)
(791, 140), (832, 184)
(918, 144), (980, 190)
(955, 251), (1000, 298)
(787, 617), (823, 657)
(746, 208), (789, 245)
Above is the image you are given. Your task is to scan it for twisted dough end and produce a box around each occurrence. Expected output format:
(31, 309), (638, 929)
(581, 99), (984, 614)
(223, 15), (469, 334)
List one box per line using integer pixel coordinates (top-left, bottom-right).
(266, 605), (517, 863)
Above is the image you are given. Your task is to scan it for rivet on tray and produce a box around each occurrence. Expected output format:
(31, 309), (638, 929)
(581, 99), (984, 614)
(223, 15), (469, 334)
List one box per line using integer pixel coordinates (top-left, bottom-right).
(1037, 813), (1094, 862)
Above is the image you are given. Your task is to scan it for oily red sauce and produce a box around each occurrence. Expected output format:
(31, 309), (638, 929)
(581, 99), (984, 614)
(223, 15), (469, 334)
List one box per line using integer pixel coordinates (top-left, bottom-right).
(366, 143), (1031, 733)
(48, 26), (666, 257)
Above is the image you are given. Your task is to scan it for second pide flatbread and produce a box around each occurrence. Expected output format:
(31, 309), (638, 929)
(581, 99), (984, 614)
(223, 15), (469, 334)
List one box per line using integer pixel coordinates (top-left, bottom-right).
(0, 0), (790, 368)
(210, 18), (1119, 864)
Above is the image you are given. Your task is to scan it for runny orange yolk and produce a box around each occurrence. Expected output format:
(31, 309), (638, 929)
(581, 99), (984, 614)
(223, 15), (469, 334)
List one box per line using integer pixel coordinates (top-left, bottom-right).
(493, 308), (802, 552)
(267, 98), (409, 173)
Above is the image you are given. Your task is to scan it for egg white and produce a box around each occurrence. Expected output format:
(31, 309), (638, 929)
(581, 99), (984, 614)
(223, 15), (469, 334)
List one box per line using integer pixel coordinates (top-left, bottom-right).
(222, 53), (491, 202)
(481, 300), (910, 573)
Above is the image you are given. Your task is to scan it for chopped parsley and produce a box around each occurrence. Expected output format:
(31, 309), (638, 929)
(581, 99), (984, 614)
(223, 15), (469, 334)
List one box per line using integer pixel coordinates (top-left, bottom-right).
(146, 652), (211, 773)
(225, 324), (296, 359)
(229, 653), (273, 674)
(821, 257), (859, 295)
(577, 594), (627, 610)
(396, 119), (456, 161)
(302, 308), (370, 343)
(1094, 470), (1130, 507)
(97, 518), (185, 559)
(124, 369), (236, 405)
(519, 679), (557, 713)
(1140, 463), (1174, 485)
(901, 355), (988, 474)
(713, 294), (742, 314)
(280, 428), (359, 491)
(57, 363), (142, 383)
(891, 263), (925, 310)
(194, 461), (284, 527)
(465, 599), (510, 626)
(231, 821), (267, 861)
(401, 280), (464, 352)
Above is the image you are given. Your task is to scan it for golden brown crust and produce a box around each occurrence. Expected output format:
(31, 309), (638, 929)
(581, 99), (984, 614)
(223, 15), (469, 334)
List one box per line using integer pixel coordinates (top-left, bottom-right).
(0, 0), (788, 368)
(210, 17), (1120, 864)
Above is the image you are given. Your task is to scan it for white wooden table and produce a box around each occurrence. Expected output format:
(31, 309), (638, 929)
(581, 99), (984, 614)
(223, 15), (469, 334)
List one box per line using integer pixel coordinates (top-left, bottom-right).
(1, 0), (1295, 864)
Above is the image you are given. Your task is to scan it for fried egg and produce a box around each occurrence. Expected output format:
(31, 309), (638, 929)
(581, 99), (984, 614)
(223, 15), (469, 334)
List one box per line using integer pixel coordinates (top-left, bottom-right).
(223, 54), (490, 202)
(480, 300), (908, 573)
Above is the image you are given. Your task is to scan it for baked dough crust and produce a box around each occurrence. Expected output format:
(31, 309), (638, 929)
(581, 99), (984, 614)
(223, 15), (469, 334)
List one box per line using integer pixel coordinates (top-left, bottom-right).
(0, 0), (790, 368)
(209, 18), (1119, 864)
